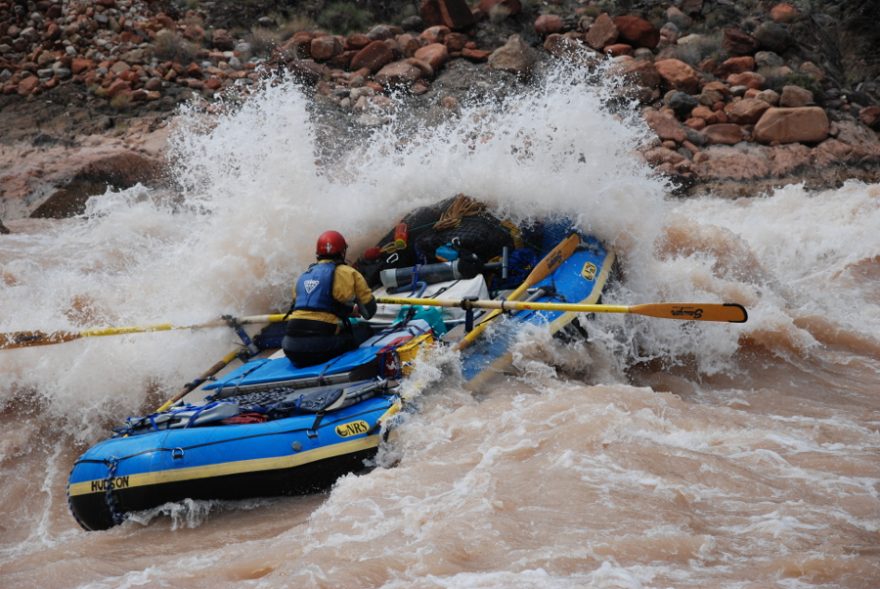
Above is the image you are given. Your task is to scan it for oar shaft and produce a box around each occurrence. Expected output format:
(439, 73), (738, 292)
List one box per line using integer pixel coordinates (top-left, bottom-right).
(0, 314), (289, 350)
(376, 297), (748, 323)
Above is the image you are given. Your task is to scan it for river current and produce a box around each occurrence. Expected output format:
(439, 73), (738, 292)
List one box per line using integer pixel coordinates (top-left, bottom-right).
(0, 65), (878, 588)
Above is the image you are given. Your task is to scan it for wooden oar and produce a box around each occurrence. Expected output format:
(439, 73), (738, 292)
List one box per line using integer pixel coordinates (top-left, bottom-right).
(454, 233), (582, 351)
(0, 313), (289, 350)
(375, 297), (749, 323)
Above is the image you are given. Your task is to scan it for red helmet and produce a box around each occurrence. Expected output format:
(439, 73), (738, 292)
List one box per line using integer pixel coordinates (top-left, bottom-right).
(316, 230), (347, 258)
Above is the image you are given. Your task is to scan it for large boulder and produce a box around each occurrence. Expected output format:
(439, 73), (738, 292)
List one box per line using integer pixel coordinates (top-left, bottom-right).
(753, 107), (829, 144)
(644, 108), (687, 143)
(654, 58), (700, 93)
(779, 84), (813, 107)
(488, 35), (538, 75)
(310, 36), (343, 61)
(724, 98), (771, 124)
(375, 60), (423, 86)
(414, 43), (449, 70)
(613, 15), (659, 49)
(701, 123), (745, 145)
(419, 0), (476, 30)
(350, 40), (394, 73)
(585, 13), (618, 50)
(723, 28), (758, 56)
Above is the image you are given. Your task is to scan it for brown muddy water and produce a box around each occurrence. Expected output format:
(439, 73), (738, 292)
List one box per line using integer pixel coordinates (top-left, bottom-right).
(0, 73), (878, 588)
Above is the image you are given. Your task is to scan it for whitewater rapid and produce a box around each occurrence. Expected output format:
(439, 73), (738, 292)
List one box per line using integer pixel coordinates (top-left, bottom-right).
(0, 63), (878, 588)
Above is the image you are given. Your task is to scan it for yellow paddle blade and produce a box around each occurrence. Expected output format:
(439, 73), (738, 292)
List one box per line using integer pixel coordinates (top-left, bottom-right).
(628, 303), (748, 323)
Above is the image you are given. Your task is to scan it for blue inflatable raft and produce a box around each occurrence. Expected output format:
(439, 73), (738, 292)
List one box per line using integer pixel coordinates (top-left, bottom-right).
(67, 224), (614, 530)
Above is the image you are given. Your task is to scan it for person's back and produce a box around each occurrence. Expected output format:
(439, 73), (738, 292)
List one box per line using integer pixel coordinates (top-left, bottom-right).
(282, 231), (377, 367)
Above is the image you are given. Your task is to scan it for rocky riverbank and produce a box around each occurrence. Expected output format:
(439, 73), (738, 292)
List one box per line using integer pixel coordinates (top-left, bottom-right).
(1, 0), (879, 226)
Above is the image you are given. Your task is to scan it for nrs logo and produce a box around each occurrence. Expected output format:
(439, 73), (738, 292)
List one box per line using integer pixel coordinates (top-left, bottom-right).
(304, 279), (320, 294)
(581, 262), (597, 281)
(335, 420), (370, 438)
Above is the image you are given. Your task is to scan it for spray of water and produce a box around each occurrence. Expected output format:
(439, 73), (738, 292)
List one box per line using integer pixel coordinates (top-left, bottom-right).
(1, 60), (878, 587)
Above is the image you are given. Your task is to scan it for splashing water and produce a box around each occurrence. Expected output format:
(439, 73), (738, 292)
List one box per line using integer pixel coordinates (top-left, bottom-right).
(0, 61), (878, 588)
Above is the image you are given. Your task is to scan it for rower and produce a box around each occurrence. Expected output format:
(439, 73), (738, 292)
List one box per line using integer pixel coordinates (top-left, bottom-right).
(282, 230), (378, 367)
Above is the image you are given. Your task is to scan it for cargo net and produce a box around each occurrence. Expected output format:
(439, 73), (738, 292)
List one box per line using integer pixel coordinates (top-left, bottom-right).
(114, 380), (388, 435)
(354, 194), (529, 287)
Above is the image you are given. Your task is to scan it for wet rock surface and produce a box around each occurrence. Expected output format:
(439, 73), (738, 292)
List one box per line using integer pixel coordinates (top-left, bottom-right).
(1, 0), (879, 227)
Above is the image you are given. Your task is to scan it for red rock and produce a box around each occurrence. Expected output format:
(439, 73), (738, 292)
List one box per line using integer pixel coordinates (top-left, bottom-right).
(682, 140), (701, 155)
(397, 34), (422, 57)
(613, 15), (659, 49)
(420, 25), (450, 44)
(685, 117), (706, 130)
(488, 34), (537, 75)
(412, 80), (431, 95)
(727, 71), (764, 89)
(691, 105), (714, 120)
(186, 63), (203, 78)
(310, 36), (343, 61)
(701, 123), (745, 144)
(754, 107), (829, 144)
(724, 98), (770, 124)
(329, 50), (355, 69)
(478, 0), (522, 17)
(106, 79), (130, 97)
(110, 61), (130, 75)
(723, 28), (757, 56)
(44, 22), (61, 41)
(407, 57), (434, 79)
(445, 32), (469, 52)
(350, 40), (393, 73)
(717, 56), (754, 76)
(17, 76), (39, 95)
(544, 34), (588, 60)
(205, 77), (222, 90)
(779, 85), (813, 107)
(375, 60), (423, 86)
(643, 146), (686, 166)
(461, 47), (490, 61)
(212, 29), (235, 51)
(585, 13), (617, 50)
(419, 0), (476, 30)
(654, 58), (700, 93)
(144, 77), (162, 91)
(71, 58), (94, 75)
(346, 33), (372, 50)
(155, 14), (176, 29)
(534, 15), (564, 36)
(644, 108), (687, 143)
(617, 59), (661, 89)
(722, 29), (758, 55)
(183, 24), (204, 42)
(859, 106), (880, 130)
(770, 3), (798, 23)
(604, 43), (632, 56)
(186, 78), (205, 90)
(414, 43), (449, 70)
